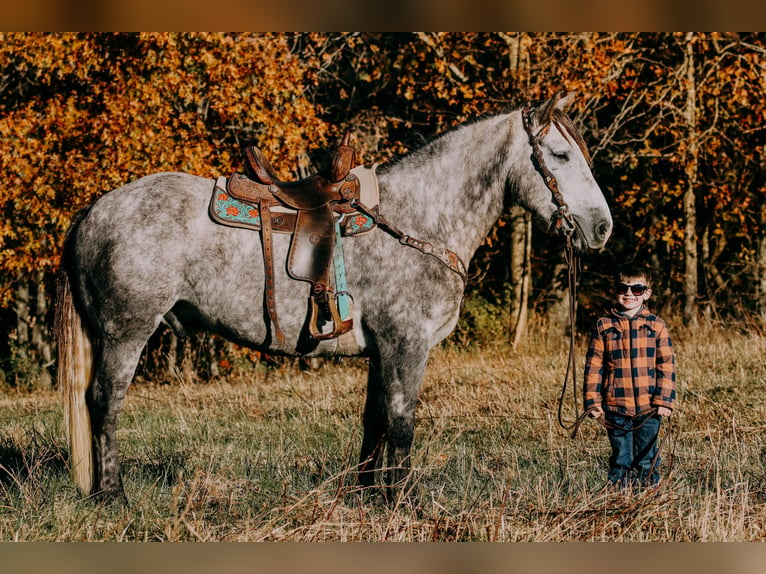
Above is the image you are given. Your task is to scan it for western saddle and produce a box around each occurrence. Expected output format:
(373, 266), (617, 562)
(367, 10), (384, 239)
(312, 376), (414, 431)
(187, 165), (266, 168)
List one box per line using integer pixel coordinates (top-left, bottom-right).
(225, 131), (363, 345)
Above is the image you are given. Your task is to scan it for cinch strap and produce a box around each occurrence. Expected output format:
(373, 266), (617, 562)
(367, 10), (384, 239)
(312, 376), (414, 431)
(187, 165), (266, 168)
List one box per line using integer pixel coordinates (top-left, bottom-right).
(333, 218), (353, 320)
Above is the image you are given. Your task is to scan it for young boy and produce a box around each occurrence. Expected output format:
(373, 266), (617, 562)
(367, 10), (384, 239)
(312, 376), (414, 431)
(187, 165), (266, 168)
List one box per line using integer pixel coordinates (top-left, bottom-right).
(583, 261), (676, 489)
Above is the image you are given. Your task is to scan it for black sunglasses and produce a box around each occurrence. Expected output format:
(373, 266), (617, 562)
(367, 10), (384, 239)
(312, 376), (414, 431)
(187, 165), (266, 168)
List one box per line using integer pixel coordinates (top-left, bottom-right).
(616, 282), (648, 296)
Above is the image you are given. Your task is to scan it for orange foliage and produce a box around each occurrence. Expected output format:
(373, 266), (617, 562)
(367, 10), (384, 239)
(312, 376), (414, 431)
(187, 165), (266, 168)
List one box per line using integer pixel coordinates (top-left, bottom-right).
(0, 33), (328, 304)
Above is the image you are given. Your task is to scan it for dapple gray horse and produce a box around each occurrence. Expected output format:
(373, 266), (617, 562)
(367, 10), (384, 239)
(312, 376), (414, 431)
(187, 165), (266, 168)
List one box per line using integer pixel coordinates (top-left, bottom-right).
(56, 92), (612, 499)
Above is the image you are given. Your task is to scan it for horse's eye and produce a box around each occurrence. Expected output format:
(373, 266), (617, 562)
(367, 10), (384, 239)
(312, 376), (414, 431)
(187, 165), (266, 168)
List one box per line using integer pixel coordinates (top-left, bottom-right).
(552, 151), (570, 162)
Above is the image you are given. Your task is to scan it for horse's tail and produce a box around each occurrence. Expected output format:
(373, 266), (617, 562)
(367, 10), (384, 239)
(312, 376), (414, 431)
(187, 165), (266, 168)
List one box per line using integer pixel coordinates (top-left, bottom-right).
(54, 209), (94, 495)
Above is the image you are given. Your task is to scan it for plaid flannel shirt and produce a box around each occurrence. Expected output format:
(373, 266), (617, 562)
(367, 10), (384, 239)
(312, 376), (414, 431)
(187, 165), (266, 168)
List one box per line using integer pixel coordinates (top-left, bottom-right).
(583, 306), (676, 416)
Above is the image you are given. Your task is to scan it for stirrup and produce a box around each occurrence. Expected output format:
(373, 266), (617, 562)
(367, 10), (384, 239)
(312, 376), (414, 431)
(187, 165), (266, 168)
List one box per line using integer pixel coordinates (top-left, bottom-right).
(308, 285), (353, 340)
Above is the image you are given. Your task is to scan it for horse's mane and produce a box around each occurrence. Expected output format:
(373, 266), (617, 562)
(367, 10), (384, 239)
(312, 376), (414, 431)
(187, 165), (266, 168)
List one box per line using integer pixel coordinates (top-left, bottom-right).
(380, 106), (592, 174)
(377, 111), (502, 174)
(552, 108), (592, 167)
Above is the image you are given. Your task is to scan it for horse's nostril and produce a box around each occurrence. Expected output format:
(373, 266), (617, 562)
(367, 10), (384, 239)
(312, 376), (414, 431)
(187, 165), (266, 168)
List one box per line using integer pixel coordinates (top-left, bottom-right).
(596, 220), (612, 240)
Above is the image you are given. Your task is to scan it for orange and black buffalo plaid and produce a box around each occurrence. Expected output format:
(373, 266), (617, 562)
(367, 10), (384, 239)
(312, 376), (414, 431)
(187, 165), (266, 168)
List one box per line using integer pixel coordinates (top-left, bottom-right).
(584, 306), (676, 416)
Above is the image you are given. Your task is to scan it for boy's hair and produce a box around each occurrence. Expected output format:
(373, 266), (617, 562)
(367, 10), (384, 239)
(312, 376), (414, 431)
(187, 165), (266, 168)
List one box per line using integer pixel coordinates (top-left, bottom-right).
(615, 261), (653, 287)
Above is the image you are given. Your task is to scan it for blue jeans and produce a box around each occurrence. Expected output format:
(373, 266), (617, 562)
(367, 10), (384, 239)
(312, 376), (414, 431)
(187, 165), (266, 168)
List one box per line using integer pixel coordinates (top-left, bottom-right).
(605, 411), (662, 487)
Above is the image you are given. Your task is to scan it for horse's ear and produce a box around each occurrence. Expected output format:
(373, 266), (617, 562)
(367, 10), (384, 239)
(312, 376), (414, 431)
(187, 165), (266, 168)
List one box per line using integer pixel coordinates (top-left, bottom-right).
(532, 91), (572, 128)
(555, 91), (577, 112)
(533, 96), (557, 126)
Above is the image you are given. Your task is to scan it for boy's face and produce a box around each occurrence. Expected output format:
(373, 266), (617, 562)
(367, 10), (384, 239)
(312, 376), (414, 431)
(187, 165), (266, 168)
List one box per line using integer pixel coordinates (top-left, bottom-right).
(616, 275), (652, 312)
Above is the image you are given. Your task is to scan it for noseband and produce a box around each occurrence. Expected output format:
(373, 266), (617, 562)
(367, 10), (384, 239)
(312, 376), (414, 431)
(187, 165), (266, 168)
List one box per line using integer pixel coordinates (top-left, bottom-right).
(521, 106), (576, 235)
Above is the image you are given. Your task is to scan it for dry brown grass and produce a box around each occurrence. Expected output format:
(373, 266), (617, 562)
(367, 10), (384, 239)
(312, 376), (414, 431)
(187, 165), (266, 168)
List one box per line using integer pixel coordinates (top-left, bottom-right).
(0, 319), (764, 540)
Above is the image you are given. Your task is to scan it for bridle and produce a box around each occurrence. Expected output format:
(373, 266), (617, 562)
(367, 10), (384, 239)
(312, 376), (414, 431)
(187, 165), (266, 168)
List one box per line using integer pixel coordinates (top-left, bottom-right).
(521, 106), (577, 235)
(521, 104), (582, 433)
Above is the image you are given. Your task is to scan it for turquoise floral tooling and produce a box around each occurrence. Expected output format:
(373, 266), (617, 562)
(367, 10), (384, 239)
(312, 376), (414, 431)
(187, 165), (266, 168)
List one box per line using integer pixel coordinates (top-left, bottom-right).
(212, 189), (262, 227)
(342, 213), (375, 236)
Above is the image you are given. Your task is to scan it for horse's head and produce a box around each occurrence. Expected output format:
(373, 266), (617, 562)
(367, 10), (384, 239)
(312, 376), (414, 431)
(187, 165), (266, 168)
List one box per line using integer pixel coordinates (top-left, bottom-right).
(516, 92), (612, 251)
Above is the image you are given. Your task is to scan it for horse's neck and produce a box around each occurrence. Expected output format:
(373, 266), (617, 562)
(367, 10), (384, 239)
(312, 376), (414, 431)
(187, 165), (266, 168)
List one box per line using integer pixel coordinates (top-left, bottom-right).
(377, 114), (513, 265)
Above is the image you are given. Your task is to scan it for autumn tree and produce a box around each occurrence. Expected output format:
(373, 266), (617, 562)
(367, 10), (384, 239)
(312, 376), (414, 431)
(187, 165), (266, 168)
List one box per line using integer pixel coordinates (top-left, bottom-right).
(0, 32), (327, 386)
(585, 33), (764, 321)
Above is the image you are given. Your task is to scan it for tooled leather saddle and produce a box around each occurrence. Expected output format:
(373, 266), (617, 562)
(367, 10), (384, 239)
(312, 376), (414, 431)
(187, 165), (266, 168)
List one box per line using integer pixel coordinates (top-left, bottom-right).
(219, 131), (372, 345)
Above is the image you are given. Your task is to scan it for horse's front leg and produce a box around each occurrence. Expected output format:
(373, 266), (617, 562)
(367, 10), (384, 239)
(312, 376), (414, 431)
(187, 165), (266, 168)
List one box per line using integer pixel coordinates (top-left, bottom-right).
(359, 340), (429, 499)
(358, 362), (386, 488)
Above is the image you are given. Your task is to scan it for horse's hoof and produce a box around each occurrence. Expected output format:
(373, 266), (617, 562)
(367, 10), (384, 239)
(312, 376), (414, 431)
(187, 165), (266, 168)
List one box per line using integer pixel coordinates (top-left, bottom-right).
(90, 486), (128, 505)
(353, 486), (387, 507)
(390, 489), (419, 507)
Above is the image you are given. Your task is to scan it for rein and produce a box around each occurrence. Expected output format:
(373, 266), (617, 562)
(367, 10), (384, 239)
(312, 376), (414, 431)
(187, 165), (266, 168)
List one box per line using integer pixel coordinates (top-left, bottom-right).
(556, 234), (585, 437)
(520, 103), (583, 434)
(351, 199), (468, 284)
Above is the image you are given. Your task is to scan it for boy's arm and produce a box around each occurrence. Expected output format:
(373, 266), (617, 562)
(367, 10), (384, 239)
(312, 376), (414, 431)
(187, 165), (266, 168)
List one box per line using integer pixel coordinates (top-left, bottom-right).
(583, 326), (605, 412)
(651, 320), (676, 412)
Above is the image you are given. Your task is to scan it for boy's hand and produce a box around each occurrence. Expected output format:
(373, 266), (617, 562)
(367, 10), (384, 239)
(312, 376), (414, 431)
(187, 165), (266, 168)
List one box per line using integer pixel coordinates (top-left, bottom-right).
(656, 406), (672, 417)
(588, 405), (604, 419)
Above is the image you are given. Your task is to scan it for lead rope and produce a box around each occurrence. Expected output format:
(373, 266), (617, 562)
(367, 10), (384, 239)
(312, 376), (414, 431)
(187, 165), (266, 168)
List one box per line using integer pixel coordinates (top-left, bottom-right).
(556, 237), (660, 438)
(557, 233), (586, 437)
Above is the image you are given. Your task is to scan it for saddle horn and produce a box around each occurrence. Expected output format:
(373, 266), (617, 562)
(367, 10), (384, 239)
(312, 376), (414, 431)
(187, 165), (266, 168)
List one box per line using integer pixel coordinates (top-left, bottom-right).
(329, 127), (357, 182)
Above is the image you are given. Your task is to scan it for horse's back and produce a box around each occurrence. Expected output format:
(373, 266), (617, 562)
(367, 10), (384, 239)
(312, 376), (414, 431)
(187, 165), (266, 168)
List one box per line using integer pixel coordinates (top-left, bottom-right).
(73, 172), (216, 279)
(80, 172), (212, 237)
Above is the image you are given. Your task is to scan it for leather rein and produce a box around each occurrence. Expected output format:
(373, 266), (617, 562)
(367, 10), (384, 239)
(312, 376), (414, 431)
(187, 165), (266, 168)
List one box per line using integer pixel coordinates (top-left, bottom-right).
(519, 105), (588, 436)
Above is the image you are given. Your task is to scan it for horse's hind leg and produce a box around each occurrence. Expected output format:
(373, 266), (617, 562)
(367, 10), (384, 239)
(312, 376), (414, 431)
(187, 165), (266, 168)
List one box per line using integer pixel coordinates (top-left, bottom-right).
(87, 338), (146, 499)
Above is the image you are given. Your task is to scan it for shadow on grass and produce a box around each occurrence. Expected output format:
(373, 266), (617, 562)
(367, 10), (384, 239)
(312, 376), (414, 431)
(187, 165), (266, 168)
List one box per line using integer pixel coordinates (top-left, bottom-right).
(0, 435), (68, 490)
(125, 451), (190, 490)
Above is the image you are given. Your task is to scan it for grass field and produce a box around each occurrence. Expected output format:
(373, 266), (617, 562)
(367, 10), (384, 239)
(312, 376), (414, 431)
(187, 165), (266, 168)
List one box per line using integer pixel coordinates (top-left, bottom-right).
(0, 319), (764, 541)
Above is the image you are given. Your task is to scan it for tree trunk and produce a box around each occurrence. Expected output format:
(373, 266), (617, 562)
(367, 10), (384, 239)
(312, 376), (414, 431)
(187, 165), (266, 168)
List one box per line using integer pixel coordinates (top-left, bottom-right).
(545, 261), (572, 334)
(207, 335), (220, 379)
(502, 32), (532, 345)
(508, 205), (531, 346)
(758, 205), (766, 324)
(12, 273), (54, 388)
(32, 270), (53, 387)
(15, 279), (30, 365)
(682, 32), (699, 326)
(701, 226), (712, 321)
